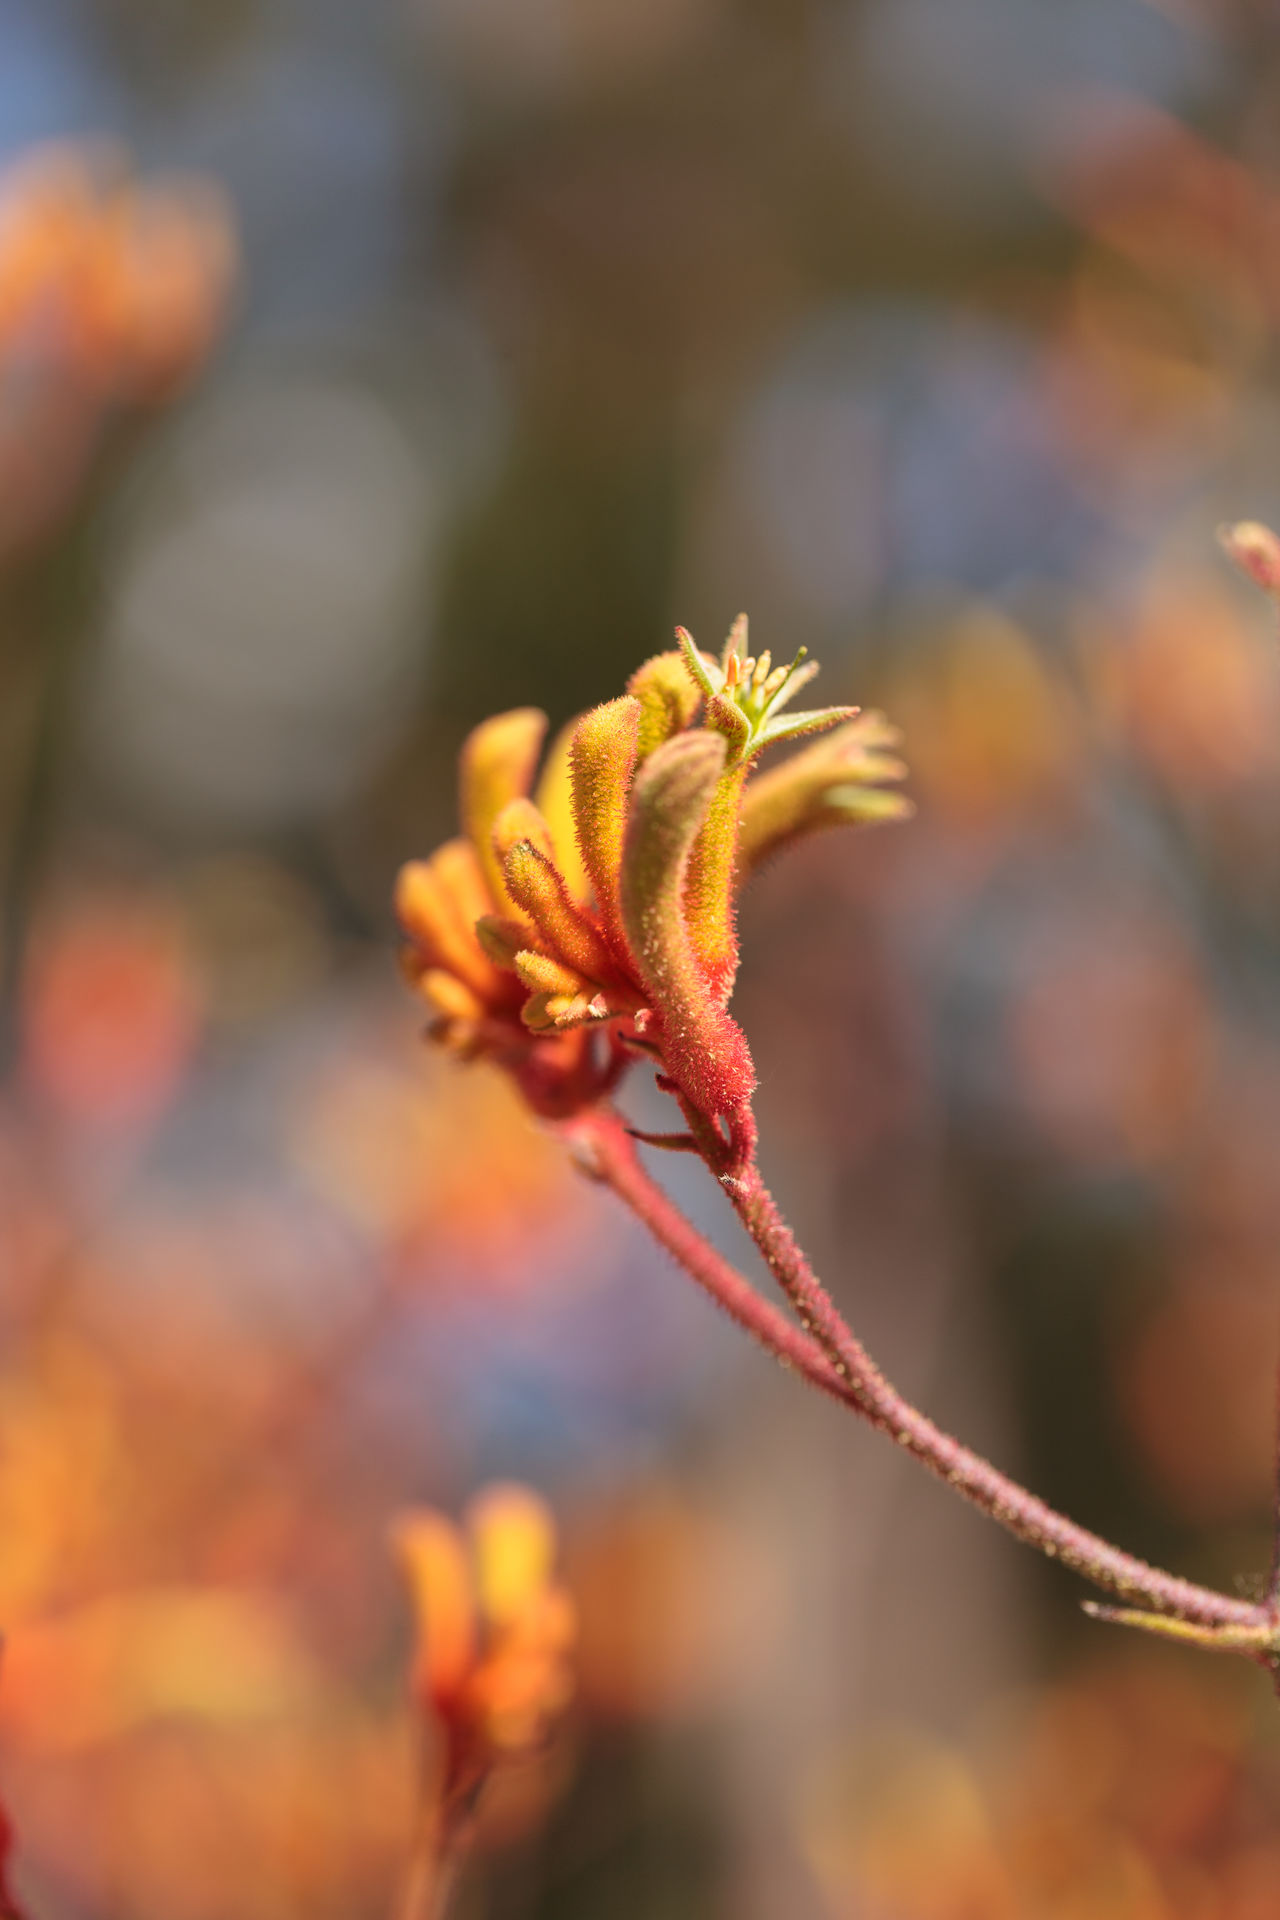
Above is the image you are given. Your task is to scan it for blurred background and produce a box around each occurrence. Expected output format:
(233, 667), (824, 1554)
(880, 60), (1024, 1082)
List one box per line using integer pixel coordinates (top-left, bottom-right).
(6, 0), (1280, 1915)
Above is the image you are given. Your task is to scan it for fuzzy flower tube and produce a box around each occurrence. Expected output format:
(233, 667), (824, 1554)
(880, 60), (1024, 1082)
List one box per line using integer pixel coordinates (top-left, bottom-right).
(397, 591), (1280, 1680)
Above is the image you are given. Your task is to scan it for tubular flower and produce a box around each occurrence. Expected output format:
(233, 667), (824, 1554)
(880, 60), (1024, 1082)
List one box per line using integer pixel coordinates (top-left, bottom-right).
(393, 1485), (576, 1805)
(397, 620), (909, 1152)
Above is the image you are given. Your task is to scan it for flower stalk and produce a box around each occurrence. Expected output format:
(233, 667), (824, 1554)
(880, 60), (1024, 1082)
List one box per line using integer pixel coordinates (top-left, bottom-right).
(398, 581), (1280, 1683)
(567, 1106), (1273, 1645)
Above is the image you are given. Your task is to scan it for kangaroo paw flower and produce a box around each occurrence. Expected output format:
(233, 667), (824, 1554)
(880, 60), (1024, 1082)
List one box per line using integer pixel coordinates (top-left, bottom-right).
(393, 1485), (576, 1813)
(396, 620), (908, 1136)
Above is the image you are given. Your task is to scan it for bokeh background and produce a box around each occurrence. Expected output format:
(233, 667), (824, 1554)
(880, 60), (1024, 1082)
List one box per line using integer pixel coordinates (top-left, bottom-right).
(6, 1), (1280, 1914)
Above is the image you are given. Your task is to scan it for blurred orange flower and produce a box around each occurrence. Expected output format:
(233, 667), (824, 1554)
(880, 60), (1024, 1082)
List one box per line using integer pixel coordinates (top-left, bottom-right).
(0, 1586), (318, 1754)
(1044, 97), (1280, 349)
(883, 606), (1079, 830)
(393, 1484), (575, 1803)
(0, 141), (235, 548)
(0, 143), (234, 402)
(20, 891), (203, 1135)
(1082, 570), (1280, 798)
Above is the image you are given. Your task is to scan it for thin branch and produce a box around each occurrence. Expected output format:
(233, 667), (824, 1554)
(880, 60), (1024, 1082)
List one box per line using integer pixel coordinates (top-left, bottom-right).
(563, 1109), (850, 1408)
(568, 1106), (1267, 1636)
(394, 1773), (483, 1920)
(723, 1160), (1265, 1632)
(395, 1815), (463, 1920)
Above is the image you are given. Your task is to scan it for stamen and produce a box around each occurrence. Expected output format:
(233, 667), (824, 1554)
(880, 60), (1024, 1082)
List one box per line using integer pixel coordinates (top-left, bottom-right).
(721, 612), (749, 675)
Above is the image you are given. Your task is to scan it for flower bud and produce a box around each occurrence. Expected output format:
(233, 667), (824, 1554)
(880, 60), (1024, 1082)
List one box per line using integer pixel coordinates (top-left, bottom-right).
(501, 840), (617, 984)
(460, 708), (548, 911)
(569, 697), (640, 939)
(627, 649), (703, 760)
(621, 733), (755, 1123)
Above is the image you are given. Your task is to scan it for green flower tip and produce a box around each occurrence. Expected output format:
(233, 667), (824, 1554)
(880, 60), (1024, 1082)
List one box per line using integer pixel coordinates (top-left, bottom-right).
(675, 619), (856, 765)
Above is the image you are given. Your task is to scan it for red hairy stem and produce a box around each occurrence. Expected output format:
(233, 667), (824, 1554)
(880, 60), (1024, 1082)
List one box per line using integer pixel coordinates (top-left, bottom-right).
(569, 1108), (1266, 1634)
(564, 1109), (850, 1405)
(721, 1161), (1266, 1631)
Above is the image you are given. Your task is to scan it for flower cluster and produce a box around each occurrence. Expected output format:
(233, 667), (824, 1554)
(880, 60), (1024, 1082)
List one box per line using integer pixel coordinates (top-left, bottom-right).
(393, 1485), (576, 1807)
(397, 620), (908, 1156)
